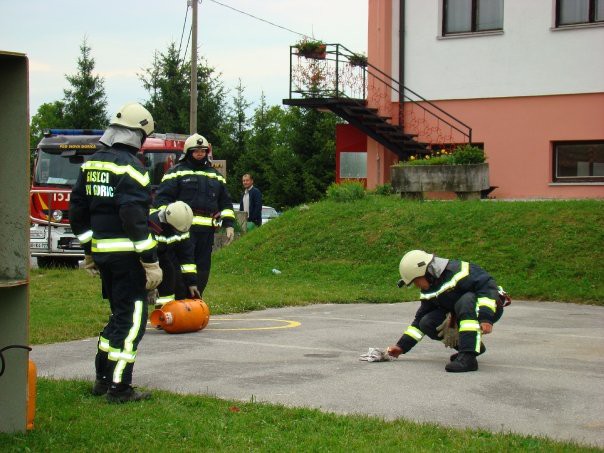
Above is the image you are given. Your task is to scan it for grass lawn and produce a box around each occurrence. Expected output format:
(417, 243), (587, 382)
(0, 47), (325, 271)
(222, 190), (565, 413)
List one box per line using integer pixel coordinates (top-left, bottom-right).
(31, 198), (604, 344)
(0, 379), (600, 452)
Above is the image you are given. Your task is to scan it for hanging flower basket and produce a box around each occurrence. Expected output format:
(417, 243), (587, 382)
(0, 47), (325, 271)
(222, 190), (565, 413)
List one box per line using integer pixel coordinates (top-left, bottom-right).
(295, 39), (327, 60)
(348, 53), (368, 67)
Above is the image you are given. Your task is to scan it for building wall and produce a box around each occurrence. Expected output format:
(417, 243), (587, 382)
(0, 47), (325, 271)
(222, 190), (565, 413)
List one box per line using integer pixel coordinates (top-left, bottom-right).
(430, 93), (604, 198)
(363, 0), (604, 198)
(403, 0), (604, 100)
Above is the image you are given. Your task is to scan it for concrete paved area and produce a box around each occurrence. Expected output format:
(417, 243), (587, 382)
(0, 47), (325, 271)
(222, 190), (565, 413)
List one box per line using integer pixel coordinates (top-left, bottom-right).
(32, 301), (604, 447)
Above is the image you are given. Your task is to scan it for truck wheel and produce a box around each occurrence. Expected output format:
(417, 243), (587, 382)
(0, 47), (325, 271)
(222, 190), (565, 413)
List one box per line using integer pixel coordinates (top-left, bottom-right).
(37, 257), (55, 269)
(37, 257), (80, 269)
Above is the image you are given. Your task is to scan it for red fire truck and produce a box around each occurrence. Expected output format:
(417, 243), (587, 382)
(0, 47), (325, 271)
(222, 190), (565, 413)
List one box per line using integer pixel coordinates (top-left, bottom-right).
(30, 129), (187, 268)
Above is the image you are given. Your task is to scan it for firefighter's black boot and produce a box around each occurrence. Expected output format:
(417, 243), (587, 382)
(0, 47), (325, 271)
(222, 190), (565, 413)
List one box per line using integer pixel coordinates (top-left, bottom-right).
(445, 352), (478, 373)
(92, 379), (109, 396)
(450, 342), (486, 362)
(197, 270), (210, 298)
(106, 384), (151, 403)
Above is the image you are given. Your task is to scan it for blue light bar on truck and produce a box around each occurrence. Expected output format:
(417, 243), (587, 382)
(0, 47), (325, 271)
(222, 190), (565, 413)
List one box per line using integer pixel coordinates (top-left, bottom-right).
(46, 129), (104, 136)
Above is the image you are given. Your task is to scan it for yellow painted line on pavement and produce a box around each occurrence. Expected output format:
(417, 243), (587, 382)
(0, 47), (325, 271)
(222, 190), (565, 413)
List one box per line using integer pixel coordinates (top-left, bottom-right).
(206, 318), (301, 331)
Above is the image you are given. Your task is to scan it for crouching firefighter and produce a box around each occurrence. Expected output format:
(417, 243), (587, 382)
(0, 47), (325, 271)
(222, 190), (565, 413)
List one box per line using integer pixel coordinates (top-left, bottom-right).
(148, 201), (200, 306)
(387, 250), (510, 372)
(69, 102), (162, 402)
(154, 133), (235, 297)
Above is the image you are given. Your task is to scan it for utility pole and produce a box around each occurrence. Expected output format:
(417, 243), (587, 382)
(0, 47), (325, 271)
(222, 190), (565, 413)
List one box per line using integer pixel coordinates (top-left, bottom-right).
(189, 0), (198, 134)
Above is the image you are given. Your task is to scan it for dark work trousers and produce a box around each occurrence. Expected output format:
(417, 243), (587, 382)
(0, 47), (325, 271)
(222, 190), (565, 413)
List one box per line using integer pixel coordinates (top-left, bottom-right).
(157, 250), (187, 302)
(189, 229), (215, 297)
(96, 253), (147, 386)
(417, 296), (504, 354)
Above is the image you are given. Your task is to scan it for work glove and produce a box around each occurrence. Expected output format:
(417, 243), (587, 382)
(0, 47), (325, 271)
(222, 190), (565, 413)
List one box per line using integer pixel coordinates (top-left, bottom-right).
(140, 260), (163, 290)
(147, 289), (159, 306)
(188, 285), (201, 299)
(359, 348), (394, 362)
(83, 255), (99, 277)
(225, 226), (235, 245)
(436, 313), (459, 349)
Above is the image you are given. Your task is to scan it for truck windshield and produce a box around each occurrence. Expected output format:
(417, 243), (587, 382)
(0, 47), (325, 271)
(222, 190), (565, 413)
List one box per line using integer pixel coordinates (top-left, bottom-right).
(33, 150), (89, 187)
(140, 152), (181, 186)
(34, 149), (181, 188)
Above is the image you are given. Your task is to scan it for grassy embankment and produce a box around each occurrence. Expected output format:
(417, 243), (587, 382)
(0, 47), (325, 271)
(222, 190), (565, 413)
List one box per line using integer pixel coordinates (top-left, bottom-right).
(31, 198), (603, 344)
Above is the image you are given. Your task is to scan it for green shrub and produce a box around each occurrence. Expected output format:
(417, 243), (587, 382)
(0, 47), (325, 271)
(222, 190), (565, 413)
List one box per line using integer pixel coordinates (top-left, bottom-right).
(452, 144), (486, 165)
(326, 181), (366, 202)
(373, 183), (394, 195)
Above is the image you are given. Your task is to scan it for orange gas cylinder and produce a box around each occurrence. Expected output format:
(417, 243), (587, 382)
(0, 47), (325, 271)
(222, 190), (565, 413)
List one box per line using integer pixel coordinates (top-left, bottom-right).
(27, 359), (36, 430)
(149, 299), (210, 334)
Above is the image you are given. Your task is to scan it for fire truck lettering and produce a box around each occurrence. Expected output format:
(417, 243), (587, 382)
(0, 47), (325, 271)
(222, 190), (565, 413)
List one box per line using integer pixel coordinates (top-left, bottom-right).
(52, 192), (70, 202)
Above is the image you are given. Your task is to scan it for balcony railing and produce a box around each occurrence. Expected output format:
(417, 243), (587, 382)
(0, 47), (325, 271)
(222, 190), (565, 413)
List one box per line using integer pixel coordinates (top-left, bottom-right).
(288, 43), (472, 149)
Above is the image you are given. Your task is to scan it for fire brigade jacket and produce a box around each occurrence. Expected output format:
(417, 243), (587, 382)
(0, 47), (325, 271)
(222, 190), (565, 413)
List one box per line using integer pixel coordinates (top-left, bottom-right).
(69, 143), (157, 264)
(153, 159), (235, 232)
(148, 211), (197, 287)
(396, 260), (500, 353)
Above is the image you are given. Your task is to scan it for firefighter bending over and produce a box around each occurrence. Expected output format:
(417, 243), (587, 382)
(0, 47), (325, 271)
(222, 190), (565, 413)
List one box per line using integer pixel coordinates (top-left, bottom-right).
(154, 134), (235, 297)
(148, 201), (199, 306)
(70, 102), (162, 402)
(387, 250), (509, 372)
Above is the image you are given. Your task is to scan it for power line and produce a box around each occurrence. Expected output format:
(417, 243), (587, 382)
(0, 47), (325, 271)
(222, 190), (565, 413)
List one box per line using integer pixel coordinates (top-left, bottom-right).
(207, 0), (309, 39)
(177, 2), (190, 62)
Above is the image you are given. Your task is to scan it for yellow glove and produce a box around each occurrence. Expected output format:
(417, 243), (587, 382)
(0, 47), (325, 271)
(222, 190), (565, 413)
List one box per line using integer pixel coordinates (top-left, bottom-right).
(225, 226), (235, 244)
(436, 313), (459, 349)
(84, 255), (99, 277)
(140, 261), (163, 290)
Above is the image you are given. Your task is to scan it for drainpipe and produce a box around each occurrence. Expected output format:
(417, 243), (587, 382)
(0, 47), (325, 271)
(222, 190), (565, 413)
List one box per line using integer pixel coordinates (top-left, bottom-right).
(399, 0), (405, 130)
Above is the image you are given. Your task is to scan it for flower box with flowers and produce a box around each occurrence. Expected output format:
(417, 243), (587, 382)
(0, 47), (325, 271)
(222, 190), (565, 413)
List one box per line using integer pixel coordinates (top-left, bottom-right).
(390, 145), (489, 200)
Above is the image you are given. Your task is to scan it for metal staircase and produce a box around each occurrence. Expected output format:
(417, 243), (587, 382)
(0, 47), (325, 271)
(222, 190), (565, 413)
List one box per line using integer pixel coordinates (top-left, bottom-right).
(282, 43), (472, 161)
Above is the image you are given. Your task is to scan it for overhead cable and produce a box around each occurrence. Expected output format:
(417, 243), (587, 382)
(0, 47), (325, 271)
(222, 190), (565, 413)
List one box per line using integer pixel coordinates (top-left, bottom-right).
(177, 2), (191, 62)
(207, 0), (309, 38)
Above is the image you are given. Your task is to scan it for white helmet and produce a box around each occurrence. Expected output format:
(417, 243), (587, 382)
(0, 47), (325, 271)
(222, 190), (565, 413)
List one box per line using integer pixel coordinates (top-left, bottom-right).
(165, 201), (193, 233)
(184, 133), (210, 154)
(110, 102), (155, 138)
(398, 250), (434, 287)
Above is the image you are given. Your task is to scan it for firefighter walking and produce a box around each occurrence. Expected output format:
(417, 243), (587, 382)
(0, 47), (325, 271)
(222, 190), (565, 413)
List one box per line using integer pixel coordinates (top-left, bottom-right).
(154, 134), (235, 297)
(386, 250), (509, 372)
(70, 102), (162, 402)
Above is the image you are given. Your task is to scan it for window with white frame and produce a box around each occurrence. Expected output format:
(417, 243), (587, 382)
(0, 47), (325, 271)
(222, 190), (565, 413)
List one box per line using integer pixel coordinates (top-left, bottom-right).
(554, 141), (604, 182)
(556, 0), (604, 26)
(443, 0), (504, 35)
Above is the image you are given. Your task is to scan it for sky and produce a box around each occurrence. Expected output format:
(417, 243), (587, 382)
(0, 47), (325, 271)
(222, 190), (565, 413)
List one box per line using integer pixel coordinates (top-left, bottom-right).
(1, 0), (368, 123)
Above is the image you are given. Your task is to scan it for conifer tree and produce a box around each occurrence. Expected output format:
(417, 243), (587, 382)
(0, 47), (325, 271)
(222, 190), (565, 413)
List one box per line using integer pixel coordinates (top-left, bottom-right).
(62, 38), (108, 129)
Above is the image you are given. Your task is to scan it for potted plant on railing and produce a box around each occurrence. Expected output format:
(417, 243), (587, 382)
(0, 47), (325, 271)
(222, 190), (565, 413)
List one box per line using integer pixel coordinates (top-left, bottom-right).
(294, 38), (327, 60)
(348, 52), (367, 67)
(390, 144), (490, 200)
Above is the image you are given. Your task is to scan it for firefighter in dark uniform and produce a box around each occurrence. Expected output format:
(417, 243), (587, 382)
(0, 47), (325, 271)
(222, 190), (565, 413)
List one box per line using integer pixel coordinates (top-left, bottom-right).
(70, 102), (162, 402)
(387, 250), (509, 372)
(154, 133), (235, 297)
(148, 201), (200, 306)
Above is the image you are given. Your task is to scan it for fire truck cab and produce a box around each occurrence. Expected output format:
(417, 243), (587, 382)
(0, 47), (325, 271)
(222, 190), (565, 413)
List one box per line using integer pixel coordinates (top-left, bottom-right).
(30, 129), (186, 268)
